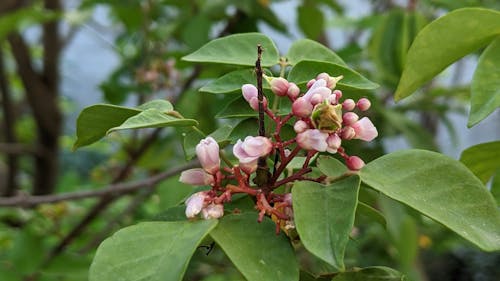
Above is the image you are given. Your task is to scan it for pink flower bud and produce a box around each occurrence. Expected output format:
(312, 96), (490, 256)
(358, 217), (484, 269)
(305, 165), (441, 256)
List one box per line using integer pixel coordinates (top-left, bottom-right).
(202, 203), (224, 219)
(333, 89), (342, 100)
(306, 79), (316, 88)
(196, 137), (220, 174)
(292, 97), (313, 118)
(185, 191), (207, 218)
(283, 193), (292, 205)
(233, 136), (273, 164)
(342, 99), (356, 111)
(346, 156), (365, 171)
(326, 133), (342, 154)
(270, 77), (289, 96)
(342, 112), (359, 126)
(351, 117), (378, 142)
(316, 72), (330, 81)
(242, 84), (268, 111)
(179, 168), (214, 186)
(242, 84), (257, 101)
(341, 126), (356, 140)
(296, 129), (328, 152)
(287, 82), (300, 99)
(357, 98), (371, 111)
(294, 120), (309, 133)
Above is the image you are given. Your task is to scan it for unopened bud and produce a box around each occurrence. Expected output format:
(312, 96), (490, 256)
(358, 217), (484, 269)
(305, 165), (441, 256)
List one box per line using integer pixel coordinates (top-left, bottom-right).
(185, 192), (207, 218)
(357, 98), (371, 111)
(326, 133), (342, 154)
(306, 79), (316, 89)
(342, 112), (359, 126)
(341, 126), (356, 140)
(346, 156), (365, 171)
(294, 120), (309, 133)
(196, 137), (220, 174)
(269, 77), (289, 96)
(342, 99), (356, 111)
(202, 203), (224, 219)
(292, 97), (313, 118)
(287, 83), (300, 99)
(179, 168), (214, 186)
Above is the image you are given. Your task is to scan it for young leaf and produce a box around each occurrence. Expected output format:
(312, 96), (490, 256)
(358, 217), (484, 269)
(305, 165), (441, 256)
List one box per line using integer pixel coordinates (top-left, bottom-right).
(209, 213), (299, 281)
(107, 109), (198, 133)
(459, 141), (500, 184)
(331, 266), (405, 281)
(360, 149), (500, 251)
(395, 8), (500, 101)
(182, 33), (280, 67)
(468, 36), (500, 127)
(292, 176), (361, 271)
(287, 39), (346, 66)
(89, 221), (218, 281)
(287, 61), (379, 91)
(74, 104), (140, 150)
(316, 155), (348, 179)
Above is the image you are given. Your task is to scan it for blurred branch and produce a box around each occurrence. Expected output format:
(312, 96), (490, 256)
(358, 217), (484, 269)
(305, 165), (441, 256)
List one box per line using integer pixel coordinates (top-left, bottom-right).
(0, 143), (44, 156)
(0, 162), (198, 208)
(0, 53), (19, 196)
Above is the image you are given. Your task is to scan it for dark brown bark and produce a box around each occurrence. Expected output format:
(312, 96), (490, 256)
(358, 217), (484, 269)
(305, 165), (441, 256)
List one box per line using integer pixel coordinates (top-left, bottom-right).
(5, 0), (62, 195)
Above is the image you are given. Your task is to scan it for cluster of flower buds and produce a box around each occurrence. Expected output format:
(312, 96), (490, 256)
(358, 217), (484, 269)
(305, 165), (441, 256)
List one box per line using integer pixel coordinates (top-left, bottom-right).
(180, 72), (378, 227)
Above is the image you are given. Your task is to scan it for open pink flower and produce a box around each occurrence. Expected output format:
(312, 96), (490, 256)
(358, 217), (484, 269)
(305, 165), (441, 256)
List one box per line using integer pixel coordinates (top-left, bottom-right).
(233, 136), (273, 164)
(296, 129), (328, 152)
(302, 79), (331, 104)
(179, 168), (214, 186)
(351, 117), (378, 142)
(196, 137), (220, 174)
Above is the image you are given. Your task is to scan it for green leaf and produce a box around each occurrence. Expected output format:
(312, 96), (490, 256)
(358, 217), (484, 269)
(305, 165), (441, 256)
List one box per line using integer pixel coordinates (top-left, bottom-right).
(360, 149), (500, 251)
(468, 36), (500, 127)
(459, 141), (500, 184)
(287, 39), (346, 66)
(182, 33), (280, 67)
(215, 96), (257, 119)
(200, 69), (269, 94)
(89, 221), (217, 281)
(395, 8), (500, 100)
(287, 61), (379, 91)
(209, 213), (299, 281)
(355, 201), (387, 228)
(491, 171), (500, 206)
(0, 5), (58, 40)
(107, 109), (198, 133)
(292, 176), (361, 270)
(74, 101), (196, 149)
(331, 266), (405, 281)
(297, 4), (324, 40)
(316, 155), (348, 179)
(74, 104), (140, 149)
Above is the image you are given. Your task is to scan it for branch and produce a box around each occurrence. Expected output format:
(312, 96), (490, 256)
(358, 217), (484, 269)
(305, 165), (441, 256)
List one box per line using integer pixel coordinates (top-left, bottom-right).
(0, 162), (198, 208)
(0, 143), (43, 156)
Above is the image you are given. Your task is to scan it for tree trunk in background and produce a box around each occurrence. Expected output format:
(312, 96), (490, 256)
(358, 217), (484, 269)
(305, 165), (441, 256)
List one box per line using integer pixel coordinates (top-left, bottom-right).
(1, 0), (62, 195)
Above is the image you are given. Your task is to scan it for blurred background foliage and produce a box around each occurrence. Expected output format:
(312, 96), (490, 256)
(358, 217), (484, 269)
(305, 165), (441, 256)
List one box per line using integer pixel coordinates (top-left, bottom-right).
(0, 0), (499, 280)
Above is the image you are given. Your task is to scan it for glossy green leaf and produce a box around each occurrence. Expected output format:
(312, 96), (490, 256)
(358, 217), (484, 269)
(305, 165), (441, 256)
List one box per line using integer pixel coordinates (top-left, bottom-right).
(395, 8), (500, 100)
(316, 155), (348, 179)
(108, 109), (198, 133)
(200, 69), (269, 94)
(287, 61), (378, 91)
(210, 213), (299, 281)
(491, 171), (500, 206)
(459, 141), (500, 184)
(355, 201), (387, 228)
(292, 176), (361, 270)
(331, 266), (405, 281)
(297, 4), (324, 40)
(360, 149), (500, 251)
(468, 36), (500, 127)
(215, 96), (257, 119)
(287, 39), (346, 66)
(182, 33), (280, 67)
(137, 99), (174, 112)
(89, 220), (217, 281)
(74, 104), (140, 150)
